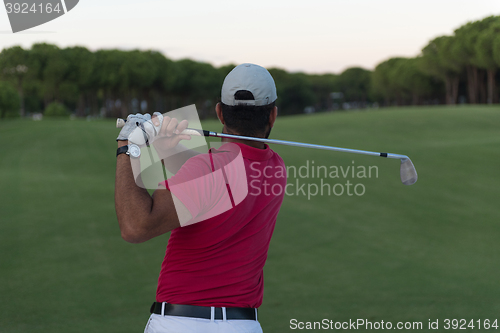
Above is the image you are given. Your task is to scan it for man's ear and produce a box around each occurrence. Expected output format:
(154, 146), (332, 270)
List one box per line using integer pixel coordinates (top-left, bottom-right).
(215, 103), (225, 125)
(269, 106), (278, 128)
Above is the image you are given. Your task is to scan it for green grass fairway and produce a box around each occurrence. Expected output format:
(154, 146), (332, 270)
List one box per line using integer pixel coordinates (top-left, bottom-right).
(1, 106), (499, 332)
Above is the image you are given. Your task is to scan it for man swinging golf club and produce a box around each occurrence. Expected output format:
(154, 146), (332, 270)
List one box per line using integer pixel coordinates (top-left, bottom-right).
(115, 63), (287, 333)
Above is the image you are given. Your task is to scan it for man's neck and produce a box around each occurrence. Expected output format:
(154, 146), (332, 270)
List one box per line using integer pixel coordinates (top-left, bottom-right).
(221, 127), (266, 149)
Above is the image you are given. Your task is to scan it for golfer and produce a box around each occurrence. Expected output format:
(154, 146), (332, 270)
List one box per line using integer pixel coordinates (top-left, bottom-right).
(115, 63), (286, 333)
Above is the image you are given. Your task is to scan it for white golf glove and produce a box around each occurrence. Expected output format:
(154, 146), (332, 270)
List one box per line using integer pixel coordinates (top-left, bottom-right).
(116, 113), (152, 141)
(127, 112), (164, 146)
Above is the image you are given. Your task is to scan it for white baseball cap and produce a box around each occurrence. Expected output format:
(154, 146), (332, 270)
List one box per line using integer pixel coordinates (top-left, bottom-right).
(221, 63), (277, 106)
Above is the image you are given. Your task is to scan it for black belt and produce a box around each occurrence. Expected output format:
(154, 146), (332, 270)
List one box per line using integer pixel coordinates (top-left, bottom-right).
(150, 302), (257, 321)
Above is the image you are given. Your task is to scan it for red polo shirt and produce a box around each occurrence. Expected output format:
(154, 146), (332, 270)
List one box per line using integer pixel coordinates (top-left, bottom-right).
(157, 142), (286, 308)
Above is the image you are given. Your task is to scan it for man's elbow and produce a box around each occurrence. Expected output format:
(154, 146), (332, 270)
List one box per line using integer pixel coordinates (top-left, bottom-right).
(117, 213), (178, 243)
(119, 220), (149, 244)
(121, 229), (146, 243)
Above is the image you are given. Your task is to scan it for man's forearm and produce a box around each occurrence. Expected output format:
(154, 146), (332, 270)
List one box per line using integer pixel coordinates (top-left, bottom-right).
(115, 141), (154, 242)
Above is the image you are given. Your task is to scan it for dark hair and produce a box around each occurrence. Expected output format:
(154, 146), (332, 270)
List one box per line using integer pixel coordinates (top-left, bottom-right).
(220, 90), (275, 137)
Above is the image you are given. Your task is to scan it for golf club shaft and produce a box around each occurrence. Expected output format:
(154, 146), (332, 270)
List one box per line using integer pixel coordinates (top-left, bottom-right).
(116, 118), (408, 160)
(207, 131), (408, 160)
(202, 129), (417, 185)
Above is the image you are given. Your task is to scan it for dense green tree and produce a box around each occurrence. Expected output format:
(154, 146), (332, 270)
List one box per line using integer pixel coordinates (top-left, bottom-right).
(268, 68), (315, 114)
(30, 43), (65, 107)
(475, 20), (500, 104)
(0, 80), (20, 118)
(453, 16), (498, 104)
(174, 59), (222, 118)
(44, 101), (69, 117)
(307, 73), (339, 111)
(391, 58), (437, 105)
(421, 36), (462, 104)
(372, 58), (405, 105)
(492, 26), (500, 101)
(371, 57), (438, 106)
(337, 67), (371, 103)
(148, 51), (180, 112)
(118, 50), (157, 117)
(93, 49), (128, 116)
(62, 46), (96, 115)
(0, 46), (31, 116)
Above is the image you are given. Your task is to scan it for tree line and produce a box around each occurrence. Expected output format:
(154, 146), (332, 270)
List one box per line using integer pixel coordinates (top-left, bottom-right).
(1, 15), (499, 119)
(373, 15), (500, 106)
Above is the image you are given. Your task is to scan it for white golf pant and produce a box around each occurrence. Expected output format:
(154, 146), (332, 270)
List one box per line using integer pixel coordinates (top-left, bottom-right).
(144, 313), (263, 333)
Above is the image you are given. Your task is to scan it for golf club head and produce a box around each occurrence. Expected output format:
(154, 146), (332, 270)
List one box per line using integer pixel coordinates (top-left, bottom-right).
(400, 158), (418, 185)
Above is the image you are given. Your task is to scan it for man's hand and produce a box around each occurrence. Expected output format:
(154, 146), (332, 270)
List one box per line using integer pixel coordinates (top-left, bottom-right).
(116, 113), (151, 141)
(152, 114), (191, 157)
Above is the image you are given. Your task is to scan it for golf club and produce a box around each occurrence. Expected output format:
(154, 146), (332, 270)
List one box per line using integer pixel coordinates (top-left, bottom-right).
(117, 118), (418, 185)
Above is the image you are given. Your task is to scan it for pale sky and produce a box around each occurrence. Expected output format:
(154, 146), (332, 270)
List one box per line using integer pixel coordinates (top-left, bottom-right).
(1, 0), (499, 74)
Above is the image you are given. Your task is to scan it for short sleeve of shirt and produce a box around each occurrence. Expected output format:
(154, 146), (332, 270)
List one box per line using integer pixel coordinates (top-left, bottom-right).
(159, 145), (247, 226)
